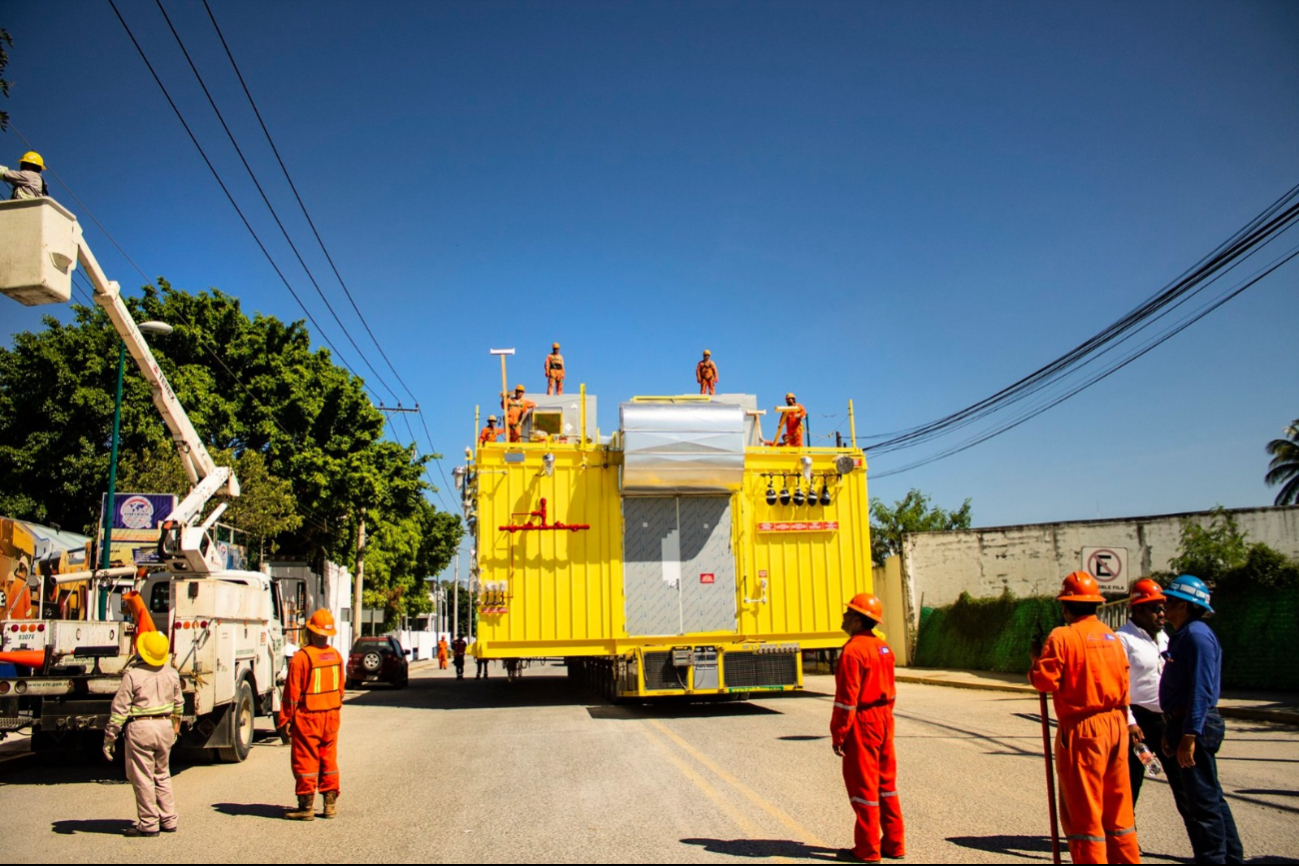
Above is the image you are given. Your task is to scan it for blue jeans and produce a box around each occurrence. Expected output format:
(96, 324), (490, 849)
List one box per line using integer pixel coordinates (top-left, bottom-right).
(1163, 711), (1244, 864)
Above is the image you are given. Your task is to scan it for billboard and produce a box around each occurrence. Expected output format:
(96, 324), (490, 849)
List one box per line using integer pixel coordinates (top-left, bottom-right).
(97, 492), (177, 568)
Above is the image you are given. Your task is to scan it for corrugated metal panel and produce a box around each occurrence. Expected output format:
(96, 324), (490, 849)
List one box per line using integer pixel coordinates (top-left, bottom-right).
(620, 402), (744, 494)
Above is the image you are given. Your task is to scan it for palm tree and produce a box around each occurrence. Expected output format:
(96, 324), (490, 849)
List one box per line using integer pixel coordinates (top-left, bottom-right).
(1265, 420), (1299, 506)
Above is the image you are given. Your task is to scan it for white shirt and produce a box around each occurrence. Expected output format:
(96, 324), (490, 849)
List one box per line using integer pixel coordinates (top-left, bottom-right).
(1117, 618), (1168, 723)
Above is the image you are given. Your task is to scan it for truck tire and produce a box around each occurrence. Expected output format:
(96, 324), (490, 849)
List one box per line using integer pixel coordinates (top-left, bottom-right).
(216, 679), (255, 763)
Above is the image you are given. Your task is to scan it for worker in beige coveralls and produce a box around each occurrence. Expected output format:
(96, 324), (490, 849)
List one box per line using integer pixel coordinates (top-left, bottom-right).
(103, 631), (184, 837)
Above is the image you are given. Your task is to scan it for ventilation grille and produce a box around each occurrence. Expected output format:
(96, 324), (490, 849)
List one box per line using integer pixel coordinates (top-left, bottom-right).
(723, 652), (798, 689)
(642, 652), (682, 691)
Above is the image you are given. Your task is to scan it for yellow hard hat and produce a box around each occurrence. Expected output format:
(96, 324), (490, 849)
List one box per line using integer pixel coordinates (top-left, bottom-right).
(137, 631), (170, 666)
(552, 342), (560, 350)
(514, 384), (525, 392)
(20, 151), (45, 170)
(786, 392), (796, 400)
(487, 414), (498, 422)
(703, 349), (711, 356)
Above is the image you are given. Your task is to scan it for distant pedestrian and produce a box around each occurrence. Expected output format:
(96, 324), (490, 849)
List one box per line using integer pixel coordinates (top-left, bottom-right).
(1159, 575), (1244, 864)
(1116, 578), (1169, 808)
(102, 631), (182, 837)
(475, 655), (490, 679)
(452, 635), (467, 680)
(1029, 571), (1139, 865)
(437, 637), (448, 670)
(830, 593), (905, 863)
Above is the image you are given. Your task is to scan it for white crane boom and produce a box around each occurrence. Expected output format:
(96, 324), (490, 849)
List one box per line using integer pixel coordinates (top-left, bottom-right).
(0, 198), (238, 574)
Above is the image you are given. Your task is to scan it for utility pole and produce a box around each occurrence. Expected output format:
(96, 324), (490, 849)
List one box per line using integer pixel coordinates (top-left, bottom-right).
(453, 552), (460, 638)
(353, 508), (366, 639)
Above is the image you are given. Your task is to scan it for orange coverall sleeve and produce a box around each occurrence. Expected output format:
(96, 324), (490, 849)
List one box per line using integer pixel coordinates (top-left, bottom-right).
(1028, 630), (1065, 693)
(831, 644), (865, 747)
(278, 651), (309, 728)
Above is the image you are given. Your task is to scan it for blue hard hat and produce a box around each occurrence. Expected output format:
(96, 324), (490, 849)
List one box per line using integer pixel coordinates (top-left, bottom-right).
(1165, 574), (1214, 613)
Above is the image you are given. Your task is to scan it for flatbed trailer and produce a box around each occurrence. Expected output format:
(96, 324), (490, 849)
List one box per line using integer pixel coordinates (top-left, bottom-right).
(462, 392), (871, 700)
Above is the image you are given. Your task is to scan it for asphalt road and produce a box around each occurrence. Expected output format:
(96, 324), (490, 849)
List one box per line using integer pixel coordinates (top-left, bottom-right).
(4, 664), (1298, 863)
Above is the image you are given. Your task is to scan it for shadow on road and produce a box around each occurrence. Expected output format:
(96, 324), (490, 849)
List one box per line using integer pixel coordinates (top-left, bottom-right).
(681, 837), (840, 861)
(1236, 789), (1299, 798)
(587, 702), (781, 721)
(346, 671), (595, 711)
(946, 834), (1055, 861)
(778, 734), (828, 741)
(51, 818), (134, 836)
(212, 802), (290, 820)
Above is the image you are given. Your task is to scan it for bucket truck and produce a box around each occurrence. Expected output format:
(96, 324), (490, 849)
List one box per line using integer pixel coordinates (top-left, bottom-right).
(0, 198), (285, 761)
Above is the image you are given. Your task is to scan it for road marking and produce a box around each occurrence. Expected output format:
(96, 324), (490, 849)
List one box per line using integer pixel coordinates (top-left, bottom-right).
(646, 718), (830, 849)
(636, 724), (765, 837)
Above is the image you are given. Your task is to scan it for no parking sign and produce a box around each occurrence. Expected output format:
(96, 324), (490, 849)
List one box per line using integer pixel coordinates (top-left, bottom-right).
(1082, 547), (1128, 586)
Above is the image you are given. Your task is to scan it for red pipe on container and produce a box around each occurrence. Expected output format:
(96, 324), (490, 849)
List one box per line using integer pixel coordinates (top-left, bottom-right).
(500, 498), (591, 533)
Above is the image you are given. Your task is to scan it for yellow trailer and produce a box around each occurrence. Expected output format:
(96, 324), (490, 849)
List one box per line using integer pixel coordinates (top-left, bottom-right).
(462, 392), (871, 699)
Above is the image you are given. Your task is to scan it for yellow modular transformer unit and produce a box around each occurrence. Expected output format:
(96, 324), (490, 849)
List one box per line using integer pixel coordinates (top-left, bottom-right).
(463, 392), (871, 699)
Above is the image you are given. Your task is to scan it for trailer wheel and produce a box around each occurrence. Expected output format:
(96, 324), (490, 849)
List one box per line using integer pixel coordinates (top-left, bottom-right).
(216, 679), (255, 763)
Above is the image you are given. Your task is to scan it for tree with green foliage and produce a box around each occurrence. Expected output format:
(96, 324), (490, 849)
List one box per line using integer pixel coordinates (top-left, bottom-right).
(0, 280), (461, 620)
(0, 29), (12, 132)
(869, 488), (972, 565)
(1265, 420), (1299, 506)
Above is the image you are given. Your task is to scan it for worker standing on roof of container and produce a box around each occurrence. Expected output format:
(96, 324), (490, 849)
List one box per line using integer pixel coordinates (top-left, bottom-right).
(102, 631), (183, 837)
(1116, 578), (1169, 809)
(1029, 571), (1139, 864)
(831, 593), (905, 863)
(0, 152), (48, 200)
(479, 415), (502, 445)
(778, 393), (807, 447)
(279, 609), (344, 821)
(1159, 575), (1244, 864)
(696, 350), (718, 396)
(545, 343), (565, 395)
(504, 385), (536, 443)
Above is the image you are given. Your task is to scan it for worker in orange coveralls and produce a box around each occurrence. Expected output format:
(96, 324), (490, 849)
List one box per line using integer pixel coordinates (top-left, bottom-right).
(778, 393), (807, 447)
(279, 609), (344, 821)
(831, 593), (905, 863)
(437, 637), (449, 669)
(479, 415), (502, 445)
(503, 385), (537, 442)
(1029, 571), (1140, 864)
(696, 350), (718, 395)
(544, 343), (565, 395)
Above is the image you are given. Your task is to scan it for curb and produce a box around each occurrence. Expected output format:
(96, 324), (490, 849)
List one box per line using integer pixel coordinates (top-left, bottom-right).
(896, 673), (1299, 725)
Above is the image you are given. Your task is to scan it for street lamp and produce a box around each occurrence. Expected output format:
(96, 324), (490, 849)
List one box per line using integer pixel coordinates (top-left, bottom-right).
(99, 320), (173, 618)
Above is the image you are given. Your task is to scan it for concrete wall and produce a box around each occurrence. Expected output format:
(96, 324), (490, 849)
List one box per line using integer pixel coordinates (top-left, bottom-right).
(903, 506), (1299, 617)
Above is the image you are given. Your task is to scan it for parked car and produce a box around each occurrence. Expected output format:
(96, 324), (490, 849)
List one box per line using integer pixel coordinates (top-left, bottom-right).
(346, 636), (410, 689)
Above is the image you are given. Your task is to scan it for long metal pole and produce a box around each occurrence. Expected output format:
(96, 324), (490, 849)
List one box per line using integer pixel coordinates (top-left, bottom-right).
(1039, 692), (1062, 865)
(453, 552), (460, 638)
(98, 341), (127, 620)
(353, 509), (366, 639)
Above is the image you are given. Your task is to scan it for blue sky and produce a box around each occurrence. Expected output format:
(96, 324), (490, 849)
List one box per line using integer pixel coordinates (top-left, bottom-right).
(3, 1), (1297, 547)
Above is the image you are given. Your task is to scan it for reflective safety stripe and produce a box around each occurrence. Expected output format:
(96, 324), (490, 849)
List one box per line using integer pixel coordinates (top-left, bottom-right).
(310, 665), (340, 695)
(109, 713), (128, 725)
(881, 790), (899, 798)
(833, 702), (856, 711)
(1107, 827), (1137, 837)
(129, 703), (175, 717)
(1066, 834), (1105, 843)
(849, 797), (879, 808)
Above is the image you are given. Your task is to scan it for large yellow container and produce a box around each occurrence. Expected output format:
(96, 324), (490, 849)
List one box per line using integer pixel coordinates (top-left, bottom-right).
(468, 396), (871, 697)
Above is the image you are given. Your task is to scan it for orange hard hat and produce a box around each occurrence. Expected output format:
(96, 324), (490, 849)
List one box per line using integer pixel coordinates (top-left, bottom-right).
(305, 608), (337, 636)
(1129, 578), (1166, 608)
(1058, 570), (1105, 603)
(846, 593), (883, 622)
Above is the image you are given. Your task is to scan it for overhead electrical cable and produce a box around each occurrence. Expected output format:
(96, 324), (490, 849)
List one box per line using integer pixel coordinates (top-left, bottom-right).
(198, 0), (419, 406)
(148, 0), (398, 403)
(105, 0), (371, 393)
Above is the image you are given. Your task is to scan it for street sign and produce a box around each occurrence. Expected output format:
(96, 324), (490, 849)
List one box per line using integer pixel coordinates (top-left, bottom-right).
(1082, 547), (1128, 586)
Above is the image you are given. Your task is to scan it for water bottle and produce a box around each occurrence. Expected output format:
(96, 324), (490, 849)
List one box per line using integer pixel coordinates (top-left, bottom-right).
(1133, 743), (1163, 778)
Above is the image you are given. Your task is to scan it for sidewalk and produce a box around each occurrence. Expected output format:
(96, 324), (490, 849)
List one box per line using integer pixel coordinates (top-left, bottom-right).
(896, 667), (1299, 725)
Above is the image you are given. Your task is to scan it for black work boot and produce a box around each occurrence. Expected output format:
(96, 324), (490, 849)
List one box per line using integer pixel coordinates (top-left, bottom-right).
(284, 794), (316, 821)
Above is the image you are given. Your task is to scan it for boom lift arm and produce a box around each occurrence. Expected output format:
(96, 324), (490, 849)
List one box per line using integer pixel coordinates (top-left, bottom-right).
(73, 236), (240, 575)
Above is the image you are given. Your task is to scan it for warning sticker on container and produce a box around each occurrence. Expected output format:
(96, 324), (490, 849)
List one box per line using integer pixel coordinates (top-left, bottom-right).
(757, 521), (839, 533)
(700, 573), (715, 584)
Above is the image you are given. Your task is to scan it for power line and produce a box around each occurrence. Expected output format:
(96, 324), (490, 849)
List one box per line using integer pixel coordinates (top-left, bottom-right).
(105, 0), (370, 392)
(148, 0), (398, 403)
(198, 0), (419, 405)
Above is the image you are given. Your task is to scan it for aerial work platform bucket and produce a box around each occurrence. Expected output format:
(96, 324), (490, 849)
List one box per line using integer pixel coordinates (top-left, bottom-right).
(0, 198), (82, 306)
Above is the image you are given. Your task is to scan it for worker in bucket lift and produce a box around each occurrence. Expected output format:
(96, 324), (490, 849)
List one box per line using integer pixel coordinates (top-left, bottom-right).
(696, 350), (719, 396)
(1029, 571), (1140, 864)
(102, 631), (183, 837)
(0, 151), (48, 200)
(831, 593), (905, 863)
(545, 343), (565, 395)
(777, 393), (807, 447)
(503, 385), (536, 443)
(279, 609), (344, 821)
(479, 415), (502, 445)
